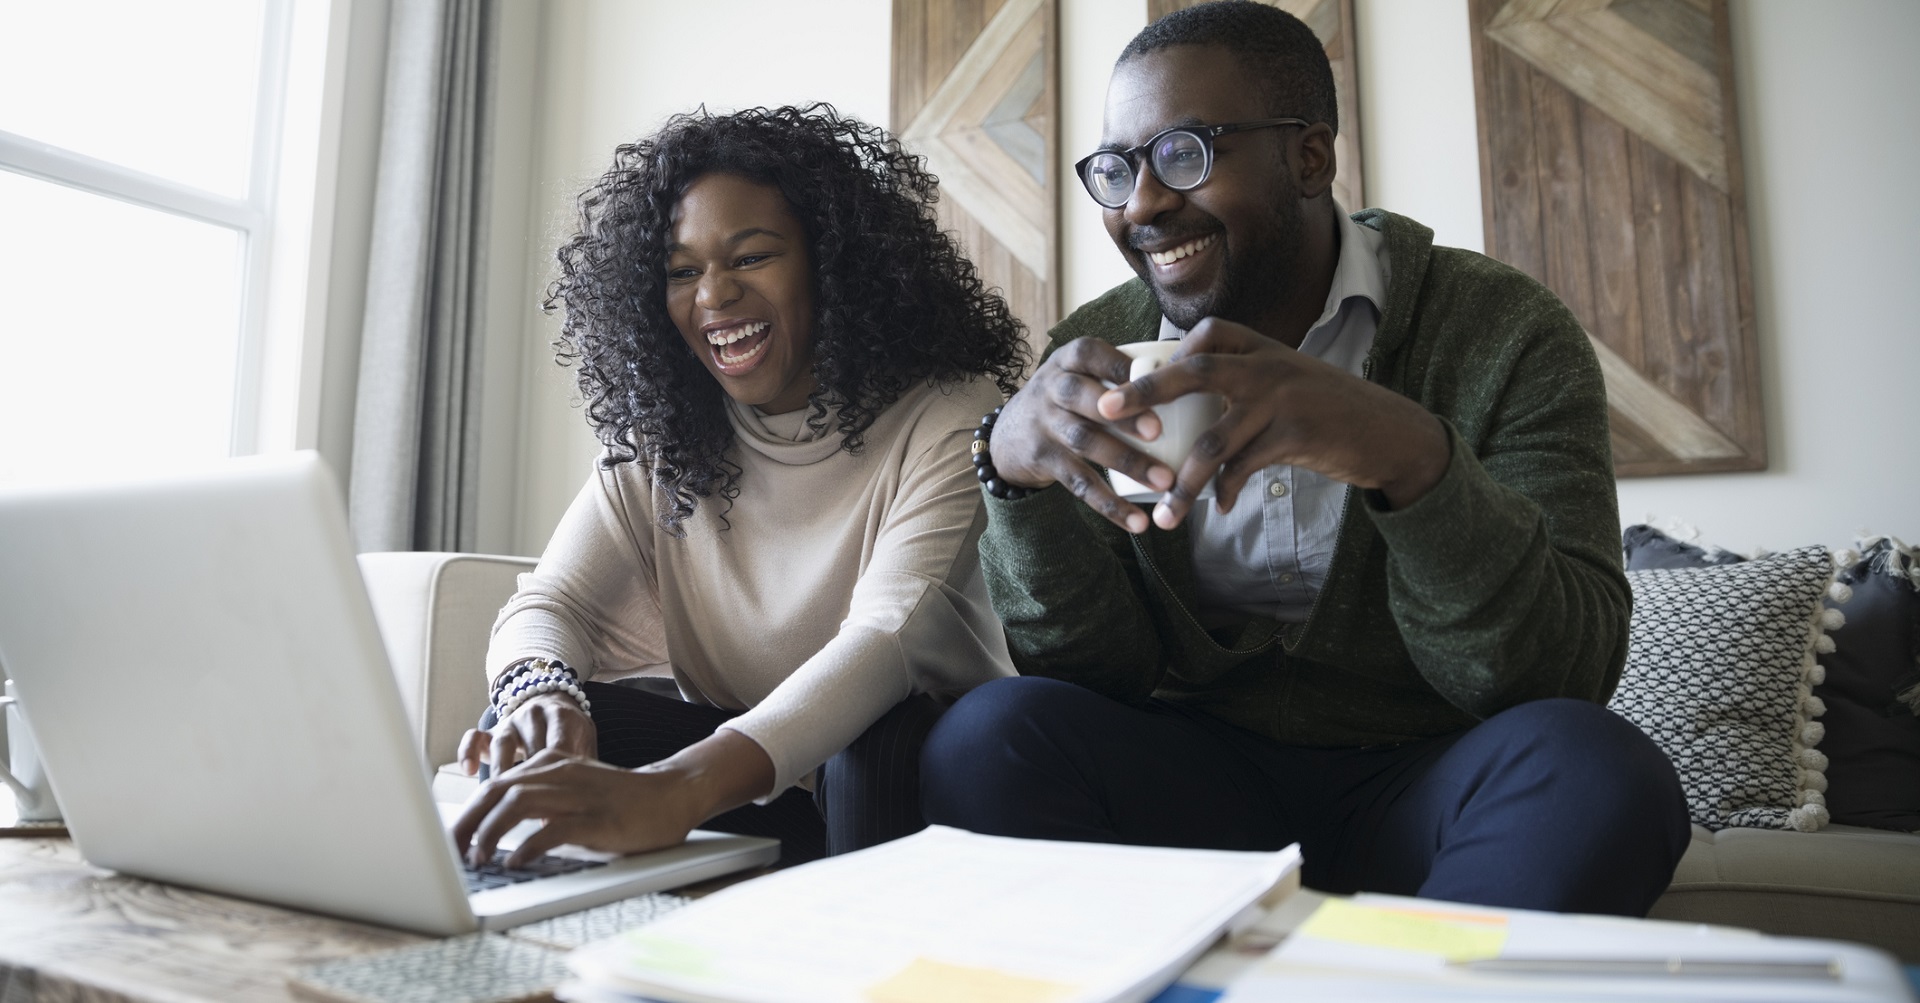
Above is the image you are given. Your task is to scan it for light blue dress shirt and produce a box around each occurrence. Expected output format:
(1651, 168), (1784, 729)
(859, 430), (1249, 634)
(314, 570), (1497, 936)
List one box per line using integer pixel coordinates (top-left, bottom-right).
(1158, 207), (1392, 624)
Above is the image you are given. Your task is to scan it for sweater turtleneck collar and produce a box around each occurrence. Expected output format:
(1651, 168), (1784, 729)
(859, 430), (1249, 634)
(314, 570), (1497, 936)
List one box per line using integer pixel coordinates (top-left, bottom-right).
(726, 395), (844, 466)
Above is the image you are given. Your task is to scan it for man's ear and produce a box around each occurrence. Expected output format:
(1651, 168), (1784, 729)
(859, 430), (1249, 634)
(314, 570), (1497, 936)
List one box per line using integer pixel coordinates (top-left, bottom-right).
(1294, 122), (1338, 200)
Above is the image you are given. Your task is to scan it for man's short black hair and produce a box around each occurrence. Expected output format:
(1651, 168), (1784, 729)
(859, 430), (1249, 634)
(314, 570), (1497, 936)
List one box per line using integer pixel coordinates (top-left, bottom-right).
(1120, 0), (1338, 135)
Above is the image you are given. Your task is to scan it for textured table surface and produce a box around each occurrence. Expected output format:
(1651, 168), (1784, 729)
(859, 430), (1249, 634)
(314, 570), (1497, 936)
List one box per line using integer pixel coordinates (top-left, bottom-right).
(0, 836), (424, 1003)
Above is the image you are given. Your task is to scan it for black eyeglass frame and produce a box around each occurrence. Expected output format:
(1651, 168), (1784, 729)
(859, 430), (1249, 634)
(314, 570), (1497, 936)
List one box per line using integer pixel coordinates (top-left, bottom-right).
(1075, 117), (1311, 209)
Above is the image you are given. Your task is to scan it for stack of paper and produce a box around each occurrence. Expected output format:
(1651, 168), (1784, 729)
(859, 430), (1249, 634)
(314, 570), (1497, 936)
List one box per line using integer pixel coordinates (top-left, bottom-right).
(1219, 894), (1911, 1002)
(559, 825), (1301, 1003)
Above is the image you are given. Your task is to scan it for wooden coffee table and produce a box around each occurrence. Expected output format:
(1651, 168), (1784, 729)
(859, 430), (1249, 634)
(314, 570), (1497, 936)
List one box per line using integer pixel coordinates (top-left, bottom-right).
(0, 836), (421, 1002)
(0, 826), (771, 1003)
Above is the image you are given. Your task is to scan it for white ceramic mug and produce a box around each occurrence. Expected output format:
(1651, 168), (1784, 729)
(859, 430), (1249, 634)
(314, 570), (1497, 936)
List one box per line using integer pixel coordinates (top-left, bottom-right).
(1107, 341), (1227, 503)
(0, 680), (61, 823)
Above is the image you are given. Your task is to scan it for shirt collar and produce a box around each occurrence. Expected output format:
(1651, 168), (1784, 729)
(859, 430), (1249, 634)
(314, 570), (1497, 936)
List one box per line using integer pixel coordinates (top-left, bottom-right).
(1157, 202), (1389, 343)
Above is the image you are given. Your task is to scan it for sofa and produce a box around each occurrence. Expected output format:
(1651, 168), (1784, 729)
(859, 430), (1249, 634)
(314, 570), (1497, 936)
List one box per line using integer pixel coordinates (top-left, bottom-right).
(356, 549), (1920, 962)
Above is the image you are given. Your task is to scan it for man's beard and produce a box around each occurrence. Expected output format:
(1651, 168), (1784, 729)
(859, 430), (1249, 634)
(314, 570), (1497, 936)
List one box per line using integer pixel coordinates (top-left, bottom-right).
(1150, 187), (1305, 333)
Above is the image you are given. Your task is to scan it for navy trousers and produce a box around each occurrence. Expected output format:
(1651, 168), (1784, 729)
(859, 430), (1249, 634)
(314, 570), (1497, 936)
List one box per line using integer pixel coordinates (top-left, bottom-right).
(481, 681), (947, 865)
(920, 676), (1691, 916)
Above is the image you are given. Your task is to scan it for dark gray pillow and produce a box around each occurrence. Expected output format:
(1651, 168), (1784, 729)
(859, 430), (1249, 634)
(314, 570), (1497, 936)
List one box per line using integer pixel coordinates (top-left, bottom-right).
(1621, 524), (1746, 571)
(1817, 540), (1920, 831)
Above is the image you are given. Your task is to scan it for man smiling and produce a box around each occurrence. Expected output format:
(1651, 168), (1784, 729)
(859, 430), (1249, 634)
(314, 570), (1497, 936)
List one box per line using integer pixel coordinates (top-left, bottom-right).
(921, 1), (1691, 916)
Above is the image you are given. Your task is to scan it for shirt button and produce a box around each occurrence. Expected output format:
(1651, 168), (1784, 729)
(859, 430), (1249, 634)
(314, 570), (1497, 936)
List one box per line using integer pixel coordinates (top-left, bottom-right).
(1268, 481), (1289, 498)
(1280, 573), (1295, 583)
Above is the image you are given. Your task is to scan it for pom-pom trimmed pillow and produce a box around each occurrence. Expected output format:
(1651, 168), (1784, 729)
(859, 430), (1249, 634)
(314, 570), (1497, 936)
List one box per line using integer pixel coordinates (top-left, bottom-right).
(1608, 546), (1838, 832)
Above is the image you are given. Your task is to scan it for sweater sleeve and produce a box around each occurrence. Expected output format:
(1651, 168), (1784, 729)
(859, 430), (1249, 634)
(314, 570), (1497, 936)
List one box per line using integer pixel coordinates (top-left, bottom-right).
(976, 486), (1165, 705)
(717, 425), (1014, 797)
(1365, 311), (1631, 714)
(969, 279), (1172, 705)
(485, 461), (670, 687)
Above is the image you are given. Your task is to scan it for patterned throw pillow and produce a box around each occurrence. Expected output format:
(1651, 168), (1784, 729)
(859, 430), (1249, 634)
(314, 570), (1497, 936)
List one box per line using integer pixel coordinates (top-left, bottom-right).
(1608, 546), (1838, 832)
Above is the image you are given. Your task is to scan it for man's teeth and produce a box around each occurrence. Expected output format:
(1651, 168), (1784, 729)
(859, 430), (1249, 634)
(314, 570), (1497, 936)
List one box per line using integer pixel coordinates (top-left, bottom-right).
(1148, 235), (1216, 266)
(706, 321), (769, 346)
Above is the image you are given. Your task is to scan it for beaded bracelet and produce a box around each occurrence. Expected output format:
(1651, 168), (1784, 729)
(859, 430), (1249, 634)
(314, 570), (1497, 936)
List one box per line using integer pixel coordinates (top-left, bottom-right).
(488, 658), (540, 700)
(492, 657), (592, 720)
(970, 405), (1034, 500)
(493, 661), (552, 708)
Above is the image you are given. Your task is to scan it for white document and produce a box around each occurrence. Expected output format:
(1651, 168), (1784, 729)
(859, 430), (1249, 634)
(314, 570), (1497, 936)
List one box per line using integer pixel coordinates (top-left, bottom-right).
(1220, 893), (1912, 1003)
(564, 825), (1301, 1003)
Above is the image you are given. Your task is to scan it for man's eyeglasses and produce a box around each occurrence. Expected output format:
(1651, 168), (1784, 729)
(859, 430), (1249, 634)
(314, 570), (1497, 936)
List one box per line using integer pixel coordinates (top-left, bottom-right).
(1075, 118), (1309, 209)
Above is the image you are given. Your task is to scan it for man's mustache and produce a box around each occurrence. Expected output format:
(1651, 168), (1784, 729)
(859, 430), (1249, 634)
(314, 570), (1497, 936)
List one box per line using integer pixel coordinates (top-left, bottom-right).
(1126, 224), (1222, 251)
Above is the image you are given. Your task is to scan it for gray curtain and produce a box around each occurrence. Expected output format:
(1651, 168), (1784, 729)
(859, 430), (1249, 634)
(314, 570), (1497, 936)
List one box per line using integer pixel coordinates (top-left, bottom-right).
(349, 0), (495, 553)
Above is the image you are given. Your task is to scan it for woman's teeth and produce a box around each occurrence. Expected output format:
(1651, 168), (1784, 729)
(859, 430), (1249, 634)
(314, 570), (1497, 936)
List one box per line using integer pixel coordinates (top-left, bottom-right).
(707, 321), (770, 366)
(1148, 234), (1216, 266)
(719, 339), (767, 365)
(706, 321), (768, 346)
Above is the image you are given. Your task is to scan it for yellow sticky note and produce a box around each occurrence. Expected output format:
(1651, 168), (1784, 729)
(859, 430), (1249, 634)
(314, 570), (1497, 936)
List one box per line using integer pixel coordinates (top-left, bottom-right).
(865, 958), (1077, 1003)
(614, 932), (716, 977)
(1296, 899), (1509, 961)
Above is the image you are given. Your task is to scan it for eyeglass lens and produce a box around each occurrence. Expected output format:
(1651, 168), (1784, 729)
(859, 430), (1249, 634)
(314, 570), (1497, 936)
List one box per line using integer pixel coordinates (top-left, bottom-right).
(1083, 130), (1210, 208)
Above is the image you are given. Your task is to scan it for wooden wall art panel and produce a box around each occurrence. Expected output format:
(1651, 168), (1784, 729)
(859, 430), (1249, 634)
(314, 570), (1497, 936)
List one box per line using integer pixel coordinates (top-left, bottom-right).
(1146, 0), (1365, 212)
(1468, 0), (1765, 476)
(893, 0), (1059, 357)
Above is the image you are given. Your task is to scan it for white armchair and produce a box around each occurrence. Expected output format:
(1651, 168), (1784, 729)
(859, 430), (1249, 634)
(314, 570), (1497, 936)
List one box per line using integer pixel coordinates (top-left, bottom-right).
(356, 551), (536, 768)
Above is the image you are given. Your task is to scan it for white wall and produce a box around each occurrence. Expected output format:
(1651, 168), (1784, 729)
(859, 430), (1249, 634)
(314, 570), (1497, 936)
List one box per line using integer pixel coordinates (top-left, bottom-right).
(501, 0), (1920, 557)
(1352, 0), (1484, 253)
(1058, 1), (1143, 311)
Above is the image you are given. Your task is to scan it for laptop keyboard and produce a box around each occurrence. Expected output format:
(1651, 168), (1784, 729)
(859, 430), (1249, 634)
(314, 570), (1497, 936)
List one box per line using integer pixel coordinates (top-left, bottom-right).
(462, 849), (608, 893)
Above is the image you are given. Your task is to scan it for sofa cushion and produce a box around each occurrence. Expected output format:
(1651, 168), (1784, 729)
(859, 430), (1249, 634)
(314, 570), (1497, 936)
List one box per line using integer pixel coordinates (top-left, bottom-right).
(1608, 547), (1836, 831)
(1654, 823), (1920, 961)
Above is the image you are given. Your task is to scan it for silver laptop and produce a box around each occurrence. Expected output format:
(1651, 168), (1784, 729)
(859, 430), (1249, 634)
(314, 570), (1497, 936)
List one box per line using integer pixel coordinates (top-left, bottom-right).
(0, 452), (778, 935)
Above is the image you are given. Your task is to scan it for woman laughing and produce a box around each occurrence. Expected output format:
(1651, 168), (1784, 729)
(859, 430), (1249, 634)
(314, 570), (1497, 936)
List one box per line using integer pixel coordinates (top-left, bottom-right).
(452, 105), (1027, 867)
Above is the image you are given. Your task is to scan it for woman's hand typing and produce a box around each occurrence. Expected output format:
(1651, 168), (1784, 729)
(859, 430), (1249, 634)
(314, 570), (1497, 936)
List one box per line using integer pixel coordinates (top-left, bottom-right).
(450, 730), (776, 868)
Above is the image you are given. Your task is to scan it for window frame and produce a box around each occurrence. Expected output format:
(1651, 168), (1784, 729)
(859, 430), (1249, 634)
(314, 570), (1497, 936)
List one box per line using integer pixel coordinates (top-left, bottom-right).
(0, 0), (294, 456)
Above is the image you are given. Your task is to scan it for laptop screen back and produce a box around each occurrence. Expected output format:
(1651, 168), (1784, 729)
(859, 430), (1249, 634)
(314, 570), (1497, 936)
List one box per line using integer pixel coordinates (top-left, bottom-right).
(0, 453), (474, 933)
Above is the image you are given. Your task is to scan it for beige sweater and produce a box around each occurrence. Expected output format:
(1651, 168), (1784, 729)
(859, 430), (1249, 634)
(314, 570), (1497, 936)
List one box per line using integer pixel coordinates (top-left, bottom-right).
(486, 379), (1014, 795)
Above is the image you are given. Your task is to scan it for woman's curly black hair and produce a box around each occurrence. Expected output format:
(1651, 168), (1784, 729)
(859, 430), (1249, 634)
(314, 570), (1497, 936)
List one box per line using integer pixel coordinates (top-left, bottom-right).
(546, 103), (1030, 534)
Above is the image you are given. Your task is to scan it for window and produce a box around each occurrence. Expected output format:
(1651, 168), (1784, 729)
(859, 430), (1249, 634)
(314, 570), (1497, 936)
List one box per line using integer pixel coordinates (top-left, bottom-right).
(0, 0), (293, 485)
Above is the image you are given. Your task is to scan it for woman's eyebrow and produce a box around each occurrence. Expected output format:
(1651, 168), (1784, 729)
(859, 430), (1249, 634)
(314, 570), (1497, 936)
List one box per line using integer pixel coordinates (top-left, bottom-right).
(667, 227), (789, 255)
(726, 226), (787, 245)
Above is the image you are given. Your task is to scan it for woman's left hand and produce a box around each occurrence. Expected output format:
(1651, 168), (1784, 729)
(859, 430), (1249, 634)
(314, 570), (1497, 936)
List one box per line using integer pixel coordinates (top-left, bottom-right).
(449, 730), (776, 868)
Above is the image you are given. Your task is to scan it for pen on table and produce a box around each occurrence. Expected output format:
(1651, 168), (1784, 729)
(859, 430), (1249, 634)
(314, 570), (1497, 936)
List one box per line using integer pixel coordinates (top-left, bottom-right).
(1450, 958), (1842, 980)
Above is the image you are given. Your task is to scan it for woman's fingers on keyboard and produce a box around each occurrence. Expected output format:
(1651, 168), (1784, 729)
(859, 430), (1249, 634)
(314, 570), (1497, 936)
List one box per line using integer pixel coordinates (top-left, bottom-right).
(472, 781), (579, 868)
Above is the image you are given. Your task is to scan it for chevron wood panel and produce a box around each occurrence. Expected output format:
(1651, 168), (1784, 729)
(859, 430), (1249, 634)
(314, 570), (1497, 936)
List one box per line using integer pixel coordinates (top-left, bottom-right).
(1146, 0), (1365, 211)
(893, 0), (1059, 361)
(1469, 0), (1763, 476)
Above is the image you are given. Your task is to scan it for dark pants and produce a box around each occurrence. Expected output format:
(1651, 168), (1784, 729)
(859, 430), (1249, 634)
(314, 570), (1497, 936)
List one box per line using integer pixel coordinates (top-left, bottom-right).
(481, 680), (947, 865)
(920, 676), (1691, 917)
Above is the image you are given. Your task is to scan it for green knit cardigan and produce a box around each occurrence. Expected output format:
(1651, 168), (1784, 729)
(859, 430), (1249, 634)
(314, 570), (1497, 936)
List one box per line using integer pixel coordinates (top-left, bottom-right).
(977, 210), (1630, 747)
